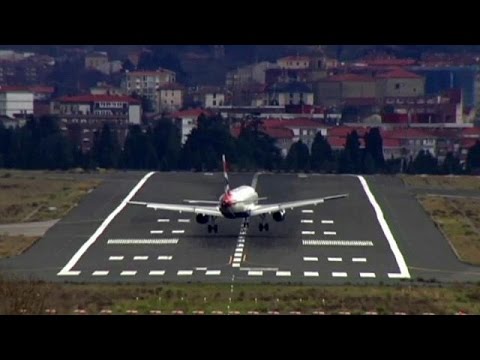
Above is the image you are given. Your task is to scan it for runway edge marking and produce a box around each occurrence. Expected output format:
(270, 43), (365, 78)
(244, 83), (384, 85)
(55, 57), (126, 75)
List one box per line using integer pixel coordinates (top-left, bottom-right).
(356, 175), (410, 279)
(57, 171), (156, 276)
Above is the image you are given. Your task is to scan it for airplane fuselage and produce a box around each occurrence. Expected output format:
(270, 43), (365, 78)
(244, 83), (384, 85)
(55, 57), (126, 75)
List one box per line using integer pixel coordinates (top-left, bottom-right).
(219, 185), (258, 219)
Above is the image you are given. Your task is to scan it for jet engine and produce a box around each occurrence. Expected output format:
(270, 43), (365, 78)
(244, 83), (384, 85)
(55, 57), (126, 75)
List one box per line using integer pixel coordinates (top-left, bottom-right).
(196, 214), (209, 224)
(272, 210), (286, 222)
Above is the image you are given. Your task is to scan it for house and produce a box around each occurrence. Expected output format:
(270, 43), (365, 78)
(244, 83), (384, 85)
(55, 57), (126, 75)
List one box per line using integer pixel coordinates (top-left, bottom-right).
(171, 108), (214, 144)
(266, 82), (314, 107)
(277, 56), (311, 70)
(314, 73), (376, 107)
(51, 94), (142, 152)
(0, 86), (34, 118)
(158, 83), (185, 113)
(376, 68), (425, 98)
(84, 52), (109, 71)
(123, 68), (176, 112)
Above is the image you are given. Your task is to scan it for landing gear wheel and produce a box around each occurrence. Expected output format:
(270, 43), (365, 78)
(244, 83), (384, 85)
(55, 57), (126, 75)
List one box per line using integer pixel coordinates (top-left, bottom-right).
(213, 224), (218, 233)
(259, 223), (264, 232)
(207, 225), (212, 233)
(264, 223), (269, 232)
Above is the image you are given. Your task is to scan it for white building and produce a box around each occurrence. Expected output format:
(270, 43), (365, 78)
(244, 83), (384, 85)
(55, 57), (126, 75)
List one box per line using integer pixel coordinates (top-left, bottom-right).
(171, 109), (213, 144)
(205, 91), (225, 108)
(0, 87), (34, 118)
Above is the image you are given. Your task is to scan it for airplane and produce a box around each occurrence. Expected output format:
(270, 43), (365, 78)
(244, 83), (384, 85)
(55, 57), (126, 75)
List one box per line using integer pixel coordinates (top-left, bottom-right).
(129, 155), (348, 233)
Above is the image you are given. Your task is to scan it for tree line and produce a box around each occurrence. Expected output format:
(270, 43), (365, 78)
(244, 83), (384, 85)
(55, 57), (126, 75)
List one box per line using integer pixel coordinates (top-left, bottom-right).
(1, 115), (480, 175)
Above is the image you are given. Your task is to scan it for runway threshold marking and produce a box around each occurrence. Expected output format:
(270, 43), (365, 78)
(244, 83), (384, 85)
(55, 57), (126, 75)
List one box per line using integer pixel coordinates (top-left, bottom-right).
(360, 272), (376, 278)
(302, 231), (315, 235)
(57, 171), (155, 276)
(323, 231), (337, 236)
(232, 222), (248, 268)
(121, 271), (137, 276)
(133, 256), (149, 261)
(328, 257), (342, 262)
(92, 271), (109, 276)
(302, 240), (373, 246)
(150, 230), (164, 234)
(149, 271), (165, 276)
(357, 175), (410, 279)
(301, 219), (314, 224)
(107, 239), (179, 244)
(304, 271), (319, 277)
(332, 272), (348, 278)
(157, 256), (173, 260)
(157, 219), (170, 223)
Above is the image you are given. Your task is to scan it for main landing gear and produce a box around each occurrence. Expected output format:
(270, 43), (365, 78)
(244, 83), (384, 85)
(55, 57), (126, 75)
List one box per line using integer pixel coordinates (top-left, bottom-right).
(207, 218), (218, 233)
(258, 214), (269, 232)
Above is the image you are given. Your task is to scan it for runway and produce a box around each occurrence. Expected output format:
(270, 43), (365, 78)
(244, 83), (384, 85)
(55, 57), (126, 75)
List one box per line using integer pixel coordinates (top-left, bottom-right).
(2, 171), (480, 283)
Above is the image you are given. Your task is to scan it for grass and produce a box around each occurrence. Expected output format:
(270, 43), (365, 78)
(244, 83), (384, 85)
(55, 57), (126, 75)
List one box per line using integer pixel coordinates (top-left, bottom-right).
(418, 195), (480, 265)
(402, 175), (480, 190)
(0, 170), (101, 224)
(1, 280), (480, 315)
(0, 235), (40, 258)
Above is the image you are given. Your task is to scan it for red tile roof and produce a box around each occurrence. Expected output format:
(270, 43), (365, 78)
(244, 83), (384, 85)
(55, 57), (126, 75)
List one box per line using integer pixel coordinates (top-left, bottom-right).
(376, 68), (422, 79)
(327, 126), (369, 137)
(325, 73), (374, 82)
(58, 94), (141, 104)
(262, 118), (326, 128)
(383, 128), (433, 139)
(263, 127), (294, 139)
(364, 58), (416, 67)
(461, 127), (480, 137)
(171, 108), (213, 118)
(0, 85), (54, 94)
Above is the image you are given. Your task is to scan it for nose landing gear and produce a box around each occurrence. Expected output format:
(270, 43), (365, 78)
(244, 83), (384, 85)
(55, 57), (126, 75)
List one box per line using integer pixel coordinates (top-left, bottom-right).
(258, 214), (269, 232)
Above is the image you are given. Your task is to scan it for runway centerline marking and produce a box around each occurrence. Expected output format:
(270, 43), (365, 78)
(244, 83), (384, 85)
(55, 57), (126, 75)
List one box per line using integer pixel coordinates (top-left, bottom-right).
(206, 270), (221, 276)
(302, 231), (315, 235)
(301, 219), (314, 224)
(303, 257), (318, 262)
(332, 272), (348, 278)
(177, 270), (193, 276)
(109, 256), (124, 261)
(232, 221), (249, 268)
(357, 175), (410, 279)
(321, 220), (334, 224)
(172, 230), (185, 234)
(178, 219), (190, 223)
(157, 219), (170, 223)
(276, 271), (291, 277)
(323, 231), (337, 236)
(302, 209), (314, 213)
(248, 271), (263, 276)
(304, 271), (319, 277)
(352, 257), (367, 262)
(328, 257), (343, 262)
(57, 171), (155, 276)
(150, 230), (164, 234)
(157, 256), (173, 260)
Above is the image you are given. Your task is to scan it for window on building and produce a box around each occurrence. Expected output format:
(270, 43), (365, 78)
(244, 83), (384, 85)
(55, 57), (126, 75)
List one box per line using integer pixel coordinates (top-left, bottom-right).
(213, 100), (217, 106)
(395, 83), (400, 90)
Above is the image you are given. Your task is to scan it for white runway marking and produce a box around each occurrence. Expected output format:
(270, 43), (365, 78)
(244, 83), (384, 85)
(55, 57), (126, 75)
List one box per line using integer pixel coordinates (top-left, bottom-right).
(232, 222), (248, 268)
(134, 256), (148, 261)
(232, 263), (240, 268)
(304, 271), (319, 277)
(178, 219), (190, 223)
(150, 230), (164, 234)
(302, 231), (315, 235)
(172, 230), (185, 234)
(157, 219), (170, 223)
(360, 272), (376, 278)
(121, 271), (137, 276)
(388, 273), (407, 279)
(57, 171), (155, 276)
(58, 271), (80, 276)
(303, 257), (318, 262)
(237, 243), (244, 248)
(302, 209), (314, 213)
(324, 231), (337, 236)
(149, 270), (165, 276)
(206, 270), (221, 276)
(352, 257), (367, 262)
(157, 256), (173, 260)
(321, 220), (334, 224)
(109, 256), (124, 261)
(332, 272), (348, 278)
(328, 257), (343, 262)
(357, 175), (410, 279)
(276, 271), (291, 277)
(107, 239), (179, 245)
(177, 270), (193, 276)
(301, 219), (314, 224)
(303, 240), (374, 246)
(92, 271), (109, 276)
(248, 271), (263, 276)
(195, 267), (207, 271)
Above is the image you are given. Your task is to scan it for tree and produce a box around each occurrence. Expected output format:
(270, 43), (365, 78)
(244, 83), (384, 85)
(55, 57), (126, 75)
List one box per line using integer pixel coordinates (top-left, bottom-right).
(364, 127), (385, 172)
(286, 140), (310, 172)
(412, 150), (438, 174)
(151, 119), (181, 171)
(466, 140), (480, 173)
(442, 152), (462, 175)
(120, 125), (158, 169)
(310, 132), (333, 172)
(344, 130), (361, 173)
(92, 123), (121, 169)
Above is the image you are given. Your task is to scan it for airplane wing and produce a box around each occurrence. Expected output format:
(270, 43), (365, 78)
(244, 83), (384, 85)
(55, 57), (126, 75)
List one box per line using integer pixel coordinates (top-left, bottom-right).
(129, 201), (222, 217)
(249, 194), (348, 217)
(183, 199), (219, 204)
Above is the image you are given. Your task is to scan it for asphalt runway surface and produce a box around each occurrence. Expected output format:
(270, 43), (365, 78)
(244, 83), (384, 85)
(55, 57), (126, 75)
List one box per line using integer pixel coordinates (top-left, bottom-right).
(2, 171), (480, 283)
